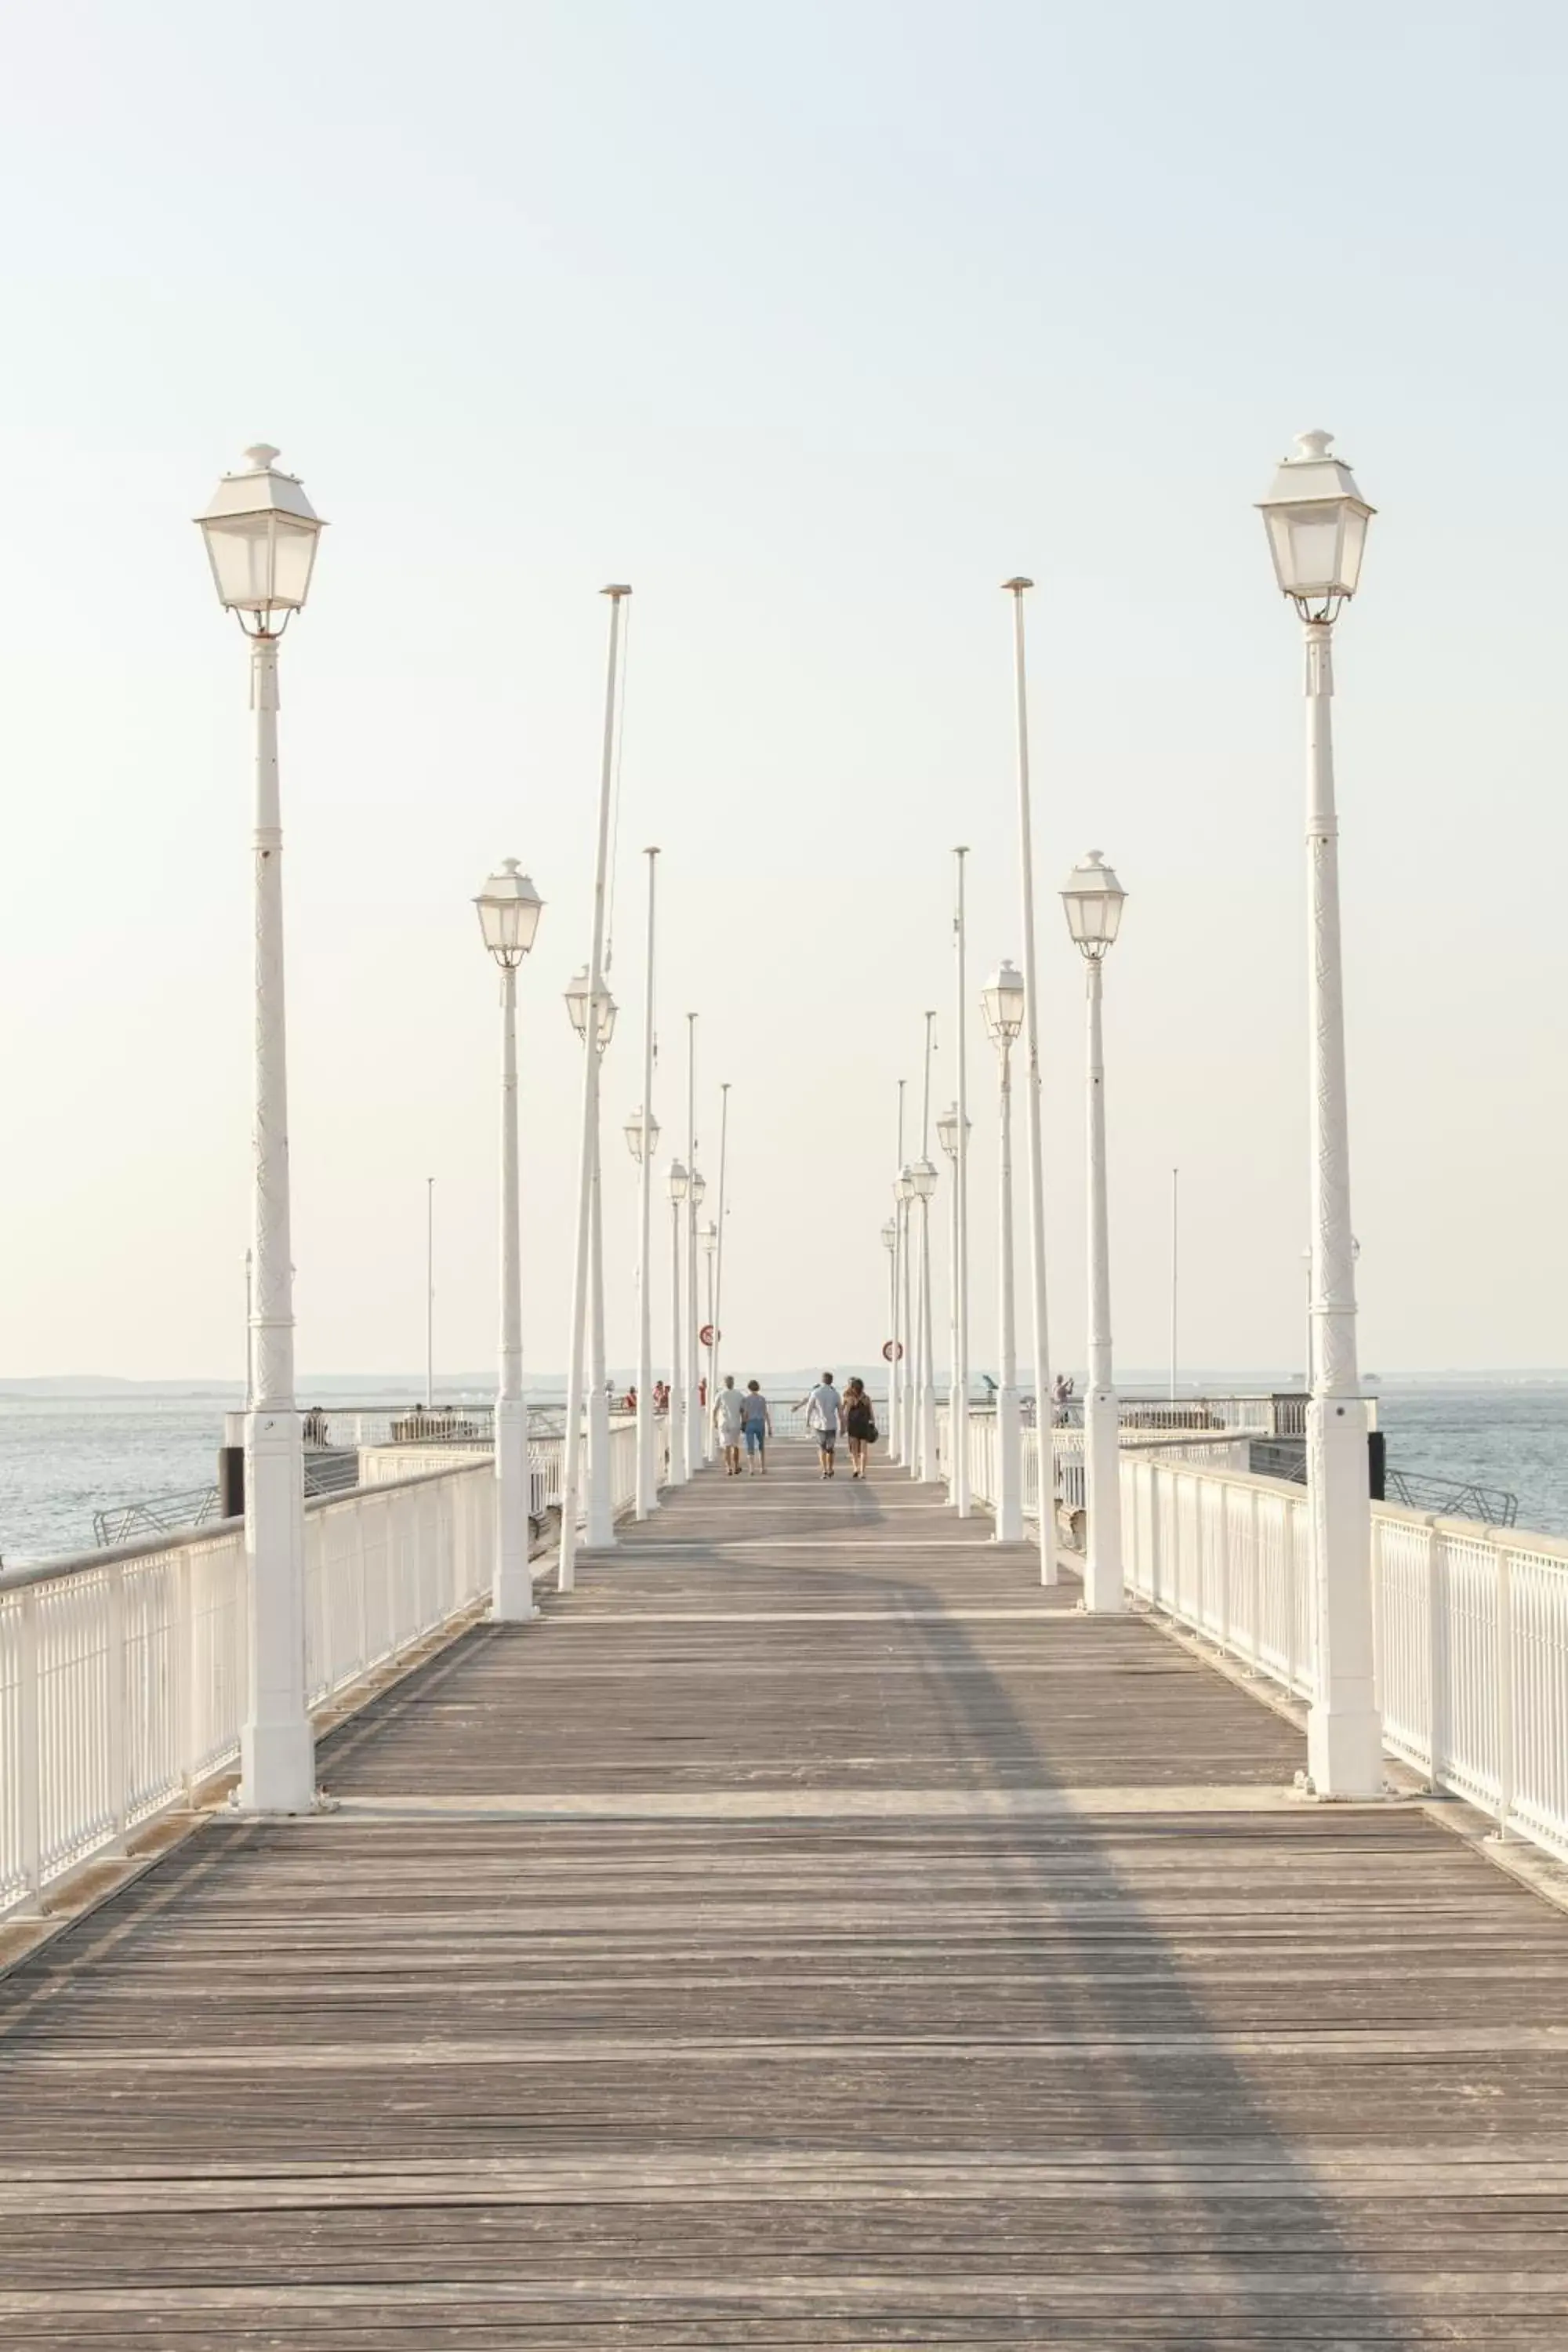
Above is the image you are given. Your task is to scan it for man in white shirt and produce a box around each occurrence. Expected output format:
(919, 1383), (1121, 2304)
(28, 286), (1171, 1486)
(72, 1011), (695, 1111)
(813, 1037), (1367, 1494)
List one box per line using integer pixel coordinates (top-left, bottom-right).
(713, 1374), (746, 1476)
(803, 1374), (843, 1479)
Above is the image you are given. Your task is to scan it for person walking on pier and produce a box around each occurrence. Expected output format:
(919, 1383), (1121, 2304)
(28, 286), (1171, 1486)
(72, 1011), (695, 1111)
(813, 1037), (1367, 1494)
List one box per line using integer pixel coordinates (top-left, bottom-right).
(740, 1380), (771, 1473)
(843, 1377), (877, 1478)
(713, 1374), (746, 1475)
(804, 1373), (843, 1478)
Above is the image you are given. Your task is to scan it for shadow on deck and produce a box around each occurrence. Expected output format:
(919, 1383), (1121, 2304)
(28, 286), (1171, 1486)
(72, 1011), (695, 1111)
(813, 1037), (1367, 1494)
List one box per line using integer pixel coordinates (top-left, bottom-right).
(2, 1443), (1567, 2344)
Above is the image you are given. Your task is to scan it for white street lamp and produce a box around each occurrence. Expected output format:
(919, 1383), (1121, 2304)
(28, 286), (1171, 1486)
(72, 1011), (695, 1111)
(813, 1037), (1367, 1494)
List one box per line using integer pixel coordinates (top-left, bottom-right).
(982, 960), (1025, 1542)
(1002, 579), (1057, 1586)
(666, 1160), (689, 1486)
(880, 1216), (898, 1446)
(566, 966), (619, 1051)
(559, 587), (632, 1591)
(895, 1160), (917, 1475)
(196, 444), (325, 1816)
(1062, 850), (1127, 1613)
(684, 1017), (701, 1481)
(949, 847), (973, 1517)
(566, 967), (619, 1551)
(910, 1139), (939, 1486)
(1258, 429), (1382, 1798)
(699, 1218), (719, 1457)
(937, 1097), (972, 1515)
(711, 1084), (731, 1469)
(630, 849), (660, 1516)
(889, 1081), (908, 1463)
(475, 859), (544, 1621)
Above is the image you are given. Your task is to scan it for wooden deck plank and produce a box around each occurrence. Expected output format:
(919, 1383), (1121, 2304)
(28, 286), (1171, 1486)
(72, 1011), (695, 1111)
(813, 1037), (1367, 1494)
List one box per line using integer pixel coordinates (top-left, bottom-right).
(2, 1443), (1567, 2346)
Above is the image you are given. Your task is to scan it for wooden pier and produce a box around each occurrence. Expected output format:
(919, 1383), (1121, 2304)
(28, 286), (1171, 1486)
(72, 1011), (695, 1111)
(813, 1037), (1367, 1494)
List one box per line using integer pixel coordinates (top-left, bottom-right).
(3, 1445), (1568, 2345)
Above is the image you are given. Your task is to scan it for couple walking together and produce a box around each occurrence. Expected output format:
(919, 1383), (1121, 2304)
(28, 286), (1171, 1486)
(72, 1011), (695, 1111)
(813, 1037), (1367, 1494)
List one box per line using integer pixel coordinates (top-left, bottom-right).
(802, 1373), (877, 1479)
(712, 1377), (772, 1475)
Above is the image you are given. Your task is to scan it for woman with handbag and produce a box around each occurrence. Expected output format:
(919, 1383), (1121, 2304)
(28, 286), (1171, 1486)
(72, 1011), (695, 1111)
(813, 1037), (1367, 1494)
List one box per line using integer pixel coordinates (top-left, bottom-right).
(843, 1377), (878, 1479)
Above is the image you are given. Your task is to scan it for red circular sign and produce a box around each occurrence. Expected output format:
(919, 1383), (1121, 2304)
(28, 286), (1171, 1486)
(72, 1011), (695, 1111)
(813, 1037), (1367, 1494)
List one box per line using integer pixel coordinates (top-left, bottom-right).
(699, 1323), (719, 1346)
(881, 1339), (904, 1362)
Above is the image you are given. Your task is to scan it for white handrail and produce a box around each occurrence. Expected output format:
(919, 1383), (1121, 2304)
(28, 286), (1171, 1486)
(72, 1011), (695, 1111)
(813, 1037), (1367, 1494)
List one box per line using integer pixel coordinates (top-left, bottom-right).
(0, 1458), (498, 1922)
(1114, 1447), (1568, 1861)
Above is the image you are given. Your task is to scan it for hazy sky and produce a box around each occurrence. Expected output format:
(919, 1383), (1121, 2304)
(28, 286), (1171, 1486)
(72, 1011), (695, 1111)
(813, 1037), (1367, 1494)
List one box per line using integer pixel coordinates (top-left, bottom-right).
(1, 0), (1564, 1385)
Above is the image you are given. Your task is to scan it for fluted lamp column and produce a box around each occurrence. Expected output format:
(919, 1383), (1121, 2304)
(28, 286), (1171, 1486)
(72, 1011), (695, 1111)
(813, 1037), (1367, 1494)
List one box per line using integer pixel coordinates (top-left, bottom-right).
(982, 961), (1025, 1542)
(895, 1165), (917, 1475)
(196, 444), (325, 1817)
(700, 1218), (719, 1458)
(686, 1163), (707, 1475)
(666, 1160), (689, 1486)
(936, 1102), (971, 1512)
(475, 860), (545, 1621)
(625, 1102), (661, 1513)
(566, 965), (618, 1548)
(1258, 428), (1382, 1799)
(908, 1154), (939, 1479)
(880, 1218), (898, 1449)
(1060, 851), (1127, 1613)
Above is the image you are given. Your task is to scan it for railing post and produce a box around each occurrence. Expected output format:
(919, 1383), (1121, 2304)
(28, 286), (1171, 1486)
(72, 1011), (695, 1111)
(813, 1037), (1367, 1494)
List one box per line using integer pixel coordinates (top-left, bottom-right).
(1425, 1520), (1443, 1795)
(176, 1550), (194, 1802)
(1247, 1487), (1261, 1673)
(1217, 1480), (1232, 1653)
(16, 1592), (43, 1915)
(1285, 1497), (1298, 1696)
(1495, 1541), (1515, 1840)
(1149, 1467), (1163, 1610)
(106, 1563), (128, 1857)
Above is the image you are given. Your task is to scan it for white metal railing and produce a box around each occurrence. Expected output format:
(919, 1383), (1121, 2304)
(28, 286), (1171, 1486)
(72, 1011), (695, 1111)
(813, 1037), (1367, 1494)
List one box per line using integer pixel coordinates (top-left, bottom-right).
(939, 1407), (1247, 1532)
(0, 1459), (496, 1922)
(1118, 1450), (1568, 1861)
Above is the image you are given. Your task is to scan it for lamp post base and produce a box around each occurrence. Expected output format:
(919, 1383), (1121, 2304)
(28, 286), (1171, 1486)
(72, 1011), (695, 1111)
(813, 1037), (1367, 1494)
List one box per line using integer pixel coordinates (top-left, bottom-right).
(1081, 1383), (1123, 1613)
(1305, 1395), (1383, 1797)
(1305, 1704), (1385, 1799)
(238, 1718), (316, 1816)
(994, 1385), (1024, 1543)
(492, 1564), (538, 1622)
(585, 1388), (615, 1549)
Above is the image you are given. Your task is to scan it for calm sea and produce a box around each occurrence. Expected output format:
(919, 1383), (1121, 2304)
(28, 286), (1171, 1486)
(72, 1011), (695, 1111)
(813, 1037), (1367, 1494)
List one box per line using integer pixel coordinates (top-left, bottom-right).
(3, 1381), (1568, 1567)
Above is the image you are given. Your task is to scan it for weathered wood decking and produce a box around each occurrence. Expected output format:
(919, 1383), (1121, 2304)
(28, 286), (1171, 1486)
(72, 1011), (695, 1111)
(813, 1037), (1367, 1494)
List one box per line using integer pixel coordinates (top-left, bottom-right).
(5, 1445), (1568, 2345)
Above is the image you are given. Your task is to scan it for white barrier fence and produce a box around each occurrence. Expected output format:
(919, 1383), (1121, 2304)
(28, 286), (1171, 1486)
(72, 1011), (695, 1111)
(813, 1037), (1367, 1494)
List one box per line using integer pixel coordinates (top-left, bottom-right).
(938, 1408), (1247, 1530)
(0, 1459), (496, 1923)
(1118, 1449), (1568, 1861)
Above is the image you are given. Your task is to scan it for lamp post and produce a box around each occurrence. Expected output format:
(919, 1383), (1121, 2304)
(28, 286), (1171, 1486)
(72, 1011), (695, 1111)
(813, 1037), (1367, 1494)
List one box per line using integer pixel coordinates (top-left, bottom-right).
(566, 964), (619, 1548)
(890, 1080), (908, 1463)
(475, 859), (545, 1621)
(1062, 851), (1127, 1613)
(666, 1160), (688, 1484)
(951, 847), (973, 1517)
(559, 586), (631, 1591)
(1258, 428), (1382, 1798)
(1002, 579), (1056, 1584)
(912, 1011), (939, 1482)
(625, 1096), (661, 1515)
(700, 1218), (719, 1454)
(895, 1163), (916, 1473)
(982, 961), (1025, 1541)
(880, 1218), (898, 1448)
(688, 1161), (706, 1474)
(712, 1083), (731, 1463)
(936, 1098), (972, 1514)
(684, 1014), (701, 1480)
(629, 846), (660, 1517)
(196, 443), (325, 1816)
